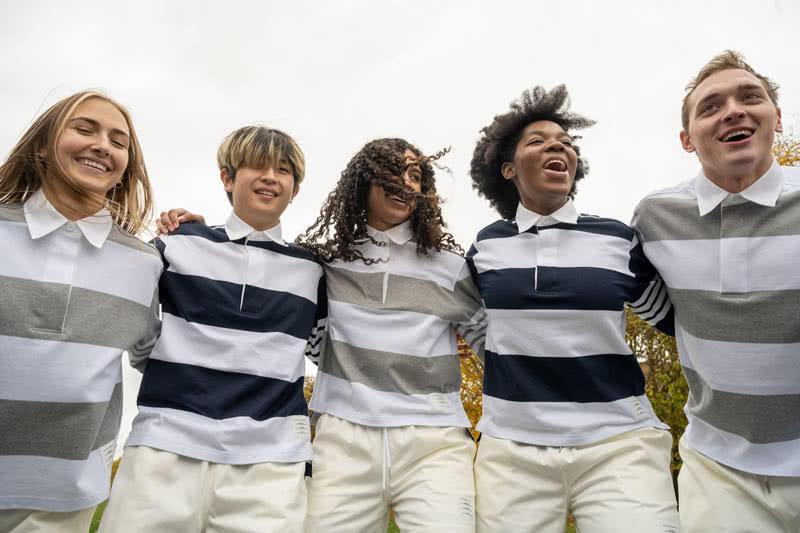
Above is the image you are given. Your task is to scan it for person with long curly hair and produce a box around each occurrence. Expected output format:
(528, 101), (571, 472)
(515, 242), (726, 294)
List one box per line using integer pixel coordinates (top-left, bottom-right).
(298, 138), (486, 533)
(466, 85), (679, 533)
(157, 138), (486, 532)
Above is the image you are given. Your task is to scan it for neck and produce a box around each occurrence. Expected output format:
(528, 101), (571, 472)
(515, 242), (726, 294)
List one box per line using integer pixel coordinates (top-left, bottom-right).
(704, 156), (773, 194)
(521, 196), (568, 217)
(43, 180), (106, 220)
(237, 211), (279, 232)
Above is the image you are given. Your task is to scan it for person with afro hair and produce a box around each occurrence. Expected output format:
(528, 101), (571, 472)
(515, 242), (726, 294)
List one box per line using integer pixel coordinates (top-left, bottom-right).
(466, 85), (679, 533)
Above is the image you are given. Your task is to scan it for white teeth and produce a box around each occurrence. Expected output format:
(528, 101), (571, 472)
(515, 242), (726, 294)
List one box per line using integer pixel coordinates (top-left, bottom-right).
(79, 159), (107, 171)
(256, 191), (276, 197)
(723, 129), (753, 142)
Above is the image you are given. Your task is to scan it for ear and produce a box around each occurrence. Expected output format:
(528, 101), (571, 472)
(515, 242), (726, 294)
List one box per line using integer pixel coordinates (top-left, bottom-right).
(501, 162), (516, 180)
(290, 184), (300, 203)
(220, 168), (233, 192)
(776, 107), (783, 134)
(679, 130), (695, 154)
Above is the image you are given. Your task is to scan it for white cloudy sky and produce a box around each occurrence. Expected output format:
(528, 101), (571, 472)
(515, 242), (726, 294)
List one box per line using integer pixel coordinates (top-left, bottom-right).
(2, 0), (798, 452)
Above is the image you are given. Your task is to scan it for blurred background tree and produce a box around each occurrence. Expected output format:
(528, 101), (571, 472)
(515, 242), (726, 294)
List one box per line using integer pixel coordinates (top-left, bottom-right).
(773, 130), (800, 166)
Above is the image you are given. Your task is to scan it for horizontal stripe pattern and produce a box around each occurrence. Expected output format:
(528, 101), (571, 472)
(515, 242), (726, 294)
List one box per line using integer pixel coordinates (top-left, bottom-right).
(0, 337), (121, 403)
(132, 222), (322, 465)
(160, 272), (316, 338)
(486, 308), (632, 359)
(311, 238), (484, 427)
(152, 313), (305, 382)
(644, 236), (800, 292)
(635, 188), (800, 242)
(139, 359), (307, 421)
(309, 371), (470, 428)
(0, 447), (113, 511)
(682, 366), (800, 444)
(683, 413), (800, 477)
(469, 213), (667, 445)
(477, 394), (667, 447)
(0, 209), (160, 511)
(327, 300), (455, 358)
(671, 288), (800, 344)
(325, 266), (482, 324)
(1, 277), (158, 350)
(676, 327), (800, 395)
(126, 407), (312, 464)
(163, 232), (320, 302)
(633, 164), (800, 475)
(0, 383), (121, 460)
(321, 337), (461, 395)
(483, 351), (645, 403)
(3, 219), (161, 306)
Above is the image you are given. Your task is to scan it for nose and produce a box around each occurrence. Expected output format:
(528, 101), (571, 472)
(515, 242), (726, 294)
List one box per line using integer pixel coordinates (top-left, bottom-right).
(91, 135), (112, 156)
(546, 140), (566, 151)
(722, 98), (746, 121)
(260, 168), (278, 182)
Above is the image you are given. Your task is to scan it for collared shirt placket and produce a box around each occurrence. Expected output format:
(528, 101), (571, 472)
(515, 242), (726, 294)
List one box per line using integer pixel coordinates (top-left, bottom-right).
(40, 223), (82, 334)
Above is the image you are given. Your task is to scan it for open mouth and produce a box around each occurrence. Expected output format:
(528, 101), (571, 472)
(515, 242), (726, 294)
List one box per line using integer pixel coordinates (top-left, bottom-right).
(77, 158), (109, 172)
(255, 190), (277, 198)
(544, 159), (567, 172)
(720, 129), (754, 143)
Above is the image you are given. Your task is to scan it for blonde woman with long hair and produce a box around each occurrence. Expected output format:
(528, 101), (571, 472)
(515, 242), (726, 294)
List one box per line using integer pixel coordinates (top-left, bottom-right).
(0, 90), (161, 532)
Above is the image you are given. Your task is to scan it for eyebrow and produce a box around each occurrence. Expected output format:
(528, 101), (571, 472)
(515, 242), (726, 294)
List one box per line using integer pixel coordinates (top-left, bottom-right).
(695, 83), (766, 111)
(69, 116), (130, 138)
(525, 130), (573, 140)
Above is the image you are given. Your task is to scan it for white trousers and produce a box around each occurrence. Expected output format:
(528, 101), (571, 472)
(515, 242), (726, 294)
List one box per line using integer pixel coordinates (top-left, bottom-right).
(98, 445), (307, 533)
(678, 439), (800, 532)
(475, 427), (680, 533)
(305, 414), (477, 533)
(0, 507), (95, 533)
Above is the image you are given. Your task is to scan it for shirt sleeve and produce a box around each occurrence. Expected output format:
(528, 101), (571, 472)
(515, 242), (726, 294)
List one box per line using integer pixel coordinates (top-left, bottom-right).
(127, 237), (166, 371)
(453, 259), (487, 363)
(304, 272), (328, 366)
(626, 233), (674, 336)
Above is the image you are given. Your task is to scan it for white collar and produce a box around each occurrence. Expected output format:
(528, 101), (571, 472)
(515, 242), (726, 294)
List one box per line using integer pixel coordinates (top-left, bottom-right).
(515, 199), (579, 233)
(224, 211), (286, 245)
(366, 220), (414, 245)
(23, 188), (113, 248)
(696, 160), (783, 216)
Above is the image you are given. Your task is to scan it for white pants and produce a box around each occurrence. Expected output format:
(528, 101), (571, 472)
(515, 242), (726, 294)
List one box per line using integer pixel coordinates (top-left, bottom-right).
(475, 427), (680, 533)
(678, 439), (800, 532)
(98, 445), (307, 533)
(0, 507), (95, 533)
(305, 414), (477, 533)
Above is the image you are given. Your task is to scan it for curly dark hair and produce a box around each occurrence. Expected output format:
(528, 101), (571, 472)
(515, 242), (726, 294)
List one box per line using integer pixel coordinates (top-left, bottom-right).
(296, 138), (463, 264)
(470, 84), (596, 220)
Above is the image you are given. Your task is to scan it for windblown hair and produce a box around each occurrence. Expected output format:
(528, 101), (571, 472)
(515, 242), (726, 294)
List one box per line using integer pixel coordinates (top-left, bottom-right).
(470, 84), (595, 220)
(0, 90), (153, 235)
(217, 126), (306, 204)
(296, 138), (462, 263)
(682, 50), (780, 132)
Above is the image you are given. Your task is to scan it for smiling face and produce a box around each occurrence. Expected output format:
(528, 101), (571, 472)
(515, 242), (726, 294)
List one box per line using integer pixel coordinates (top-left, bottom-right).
(681, 68), (782, 191)
(501, 120), (578, 216)
(54, 97), (130, 197)
(366, 148), (423, 231)
(222, 164), (297, 231)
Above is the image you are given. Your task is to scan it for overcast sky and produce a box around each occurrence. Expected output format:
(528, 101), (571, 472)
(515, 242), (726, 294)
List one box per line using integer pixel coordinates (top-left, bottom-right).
(3, 0), (798, 453)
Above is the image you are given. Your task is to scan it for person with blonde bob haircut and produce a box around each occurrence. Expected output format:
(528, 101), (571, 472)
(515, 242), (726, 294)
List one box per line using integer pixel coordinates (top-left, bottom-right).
(102, 125), (324, 533)
(0, 90), (162, 532)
